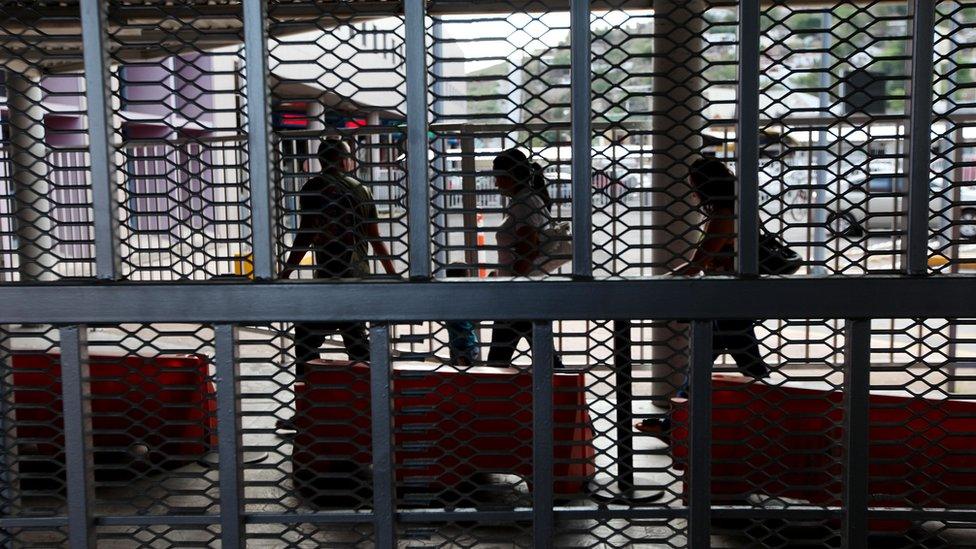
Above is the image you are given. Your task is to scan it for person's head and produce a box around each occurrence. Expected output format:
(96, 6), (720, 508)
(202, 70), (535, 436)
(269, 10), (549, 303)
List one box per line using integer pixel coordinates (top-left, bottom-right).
(688, 157), (736, 212)
(492, 148), (552, 207)
(445, 263), (469, 278)
(318, 138), (354, 174)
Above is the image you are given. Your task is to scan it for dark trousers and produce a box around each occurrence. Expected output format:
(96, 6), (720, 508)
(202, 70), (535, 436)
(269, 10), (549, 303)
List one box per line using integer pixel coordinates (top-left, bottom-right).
(712, 319), (769, 379)
(658, 320), (769, 431)
(674, 319), (768, 398)
(487, 320), (563, 368)
(293, 322), (370, 378)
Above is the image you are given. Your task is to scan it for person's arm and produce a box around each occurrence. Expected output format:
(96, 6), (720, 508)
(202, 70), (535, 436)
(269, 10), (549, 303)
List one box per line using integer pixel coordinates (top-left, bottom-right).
(511, 224), (541, 276)
(676, 209), (736, 276)
(360, 199), (396, 276)
(366, 221), (397, 276)
(279, 217), (315, 279)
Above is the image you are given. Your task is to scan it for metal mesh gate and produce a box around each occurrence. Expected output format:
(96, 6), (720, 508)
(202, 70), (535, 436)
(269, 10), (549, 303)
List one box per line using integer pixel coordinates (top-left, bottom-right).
(1, 1), (976, 548)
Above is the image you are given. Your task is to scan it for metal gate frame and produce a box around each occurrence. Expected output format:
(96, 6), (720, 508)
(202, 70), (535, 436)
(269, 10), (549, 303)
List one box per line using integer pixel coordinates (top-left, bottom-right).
(1, 1), (971, 548)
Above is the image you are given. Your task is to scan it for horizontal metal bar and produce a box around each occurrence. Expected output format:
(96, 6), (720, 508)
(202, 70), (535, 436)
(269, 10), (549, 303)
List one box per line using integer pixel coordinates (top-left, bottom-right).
(244, 512), (374, 525)
(400, 507), (686, 522)
(0, 517), (69, 528)
(88, 506), (976, 528)
(426, 110), (976, 135)
(709, 507), (842, 520)
(248, 507), (683, 525)
(95, 515), (218, 527)
(3, 277), (976, 323)
(867, 508), (976, 522)
(19, 0), (905, 22)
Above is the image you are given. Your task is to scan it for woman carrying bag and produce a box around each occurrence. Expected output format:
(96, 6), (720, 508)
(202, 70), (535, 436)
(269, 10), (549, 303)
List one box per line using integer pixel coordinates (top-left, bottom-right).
(636, 157), (779, 438)
(485, 147), (566, 366)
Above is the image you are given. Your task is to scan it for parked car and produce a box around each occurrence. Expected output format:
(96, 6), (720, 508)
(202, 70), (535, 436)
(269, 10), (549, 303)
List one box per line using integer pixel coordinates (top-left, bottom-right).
(825, 175), (976, 239)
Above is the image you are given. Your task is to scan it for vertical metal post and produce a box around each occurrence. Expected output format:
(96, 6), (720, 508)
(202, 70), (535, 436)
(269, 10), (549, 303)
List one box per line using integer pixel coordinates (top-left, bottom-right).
(906, 0), (937, 275)
(431, 20), (449, 274)
(461, 135), (478, 269)
(215, 325), (244, 548)
(531, 322), (554, 548)
(405, 0), (431, 279)
(6, 67), (57, 282)
(842, 319), (871, 549)
(242, 0), (275, 280)
(0, 327), (18, 541)
(59, 326), (95, 549)
(591, 318), (662, 503)
(570, 0), (592, 278)
(812, 11), (833, 275)
(687, 320), (713, 549)
(369, 324), (395, 546)
(737, 0), (761, 276)
(80, 0), (120, 280)
(613, 320), (634, 491)
(367, 111), (382, 184)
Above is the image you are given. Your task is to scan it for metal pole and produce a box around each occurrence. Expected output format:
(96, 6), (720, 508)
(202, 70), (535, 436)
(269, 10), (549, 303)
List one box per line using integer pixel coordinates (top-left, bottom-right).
(906, 0), (937, 274)
(592, 321), (663, 503)
(0, 327), (18, 547)
(6, 68), (57, 282)
(431, 18), (449, 274)
(369, 324), (396, 547)
(461, 135), (478, 269)
(80, 0), (121, 280)
(842, 319), (871, 549)
(367, 111), (381, 185)
(570, 0), (593, 278)
(649, 0), (707, 396)
(531, 321), (554, 548)
(687, 320), (713, 549)
(215, 325), (244, 549)
(59, 326), (96, 549)
(405, 0), (432, 280)
(812, 11), (832, 275)
(242, 0), (275, 280)
(737, 0), (761, 277)
(614, 320), (633, 489)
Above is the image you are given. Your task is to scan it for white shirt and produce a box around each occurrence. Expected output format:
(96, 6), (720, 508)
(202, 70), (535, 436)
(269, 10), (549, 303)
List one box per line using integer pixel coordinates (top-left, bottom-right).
(496, 191), (549, 275)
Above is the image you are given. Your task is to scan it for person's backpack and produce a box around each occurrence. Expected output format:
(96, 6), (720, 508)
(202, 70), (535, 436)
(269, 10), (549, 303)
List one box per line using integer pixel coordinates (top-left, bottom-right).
(316, 175), (367, 244)
(536, 221), (572, 273)
(758, 230), (801, 275)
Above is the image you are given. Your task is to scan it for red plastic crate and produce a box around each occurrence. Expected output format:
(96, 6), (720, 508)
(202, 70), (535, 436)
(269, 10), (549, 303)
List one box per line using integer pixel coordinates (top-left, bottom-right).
(11, 352), (217, 469)
(671, 374), (976, 531)
(292, 360), (596, 497)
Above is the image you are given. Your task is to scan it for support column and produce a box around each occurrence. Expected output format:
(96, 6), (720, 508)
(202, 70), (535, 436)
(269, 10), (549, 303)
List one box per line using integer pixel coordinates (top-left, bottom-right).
(649, 1), (708, 396)
(7, 68), (57, 282)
